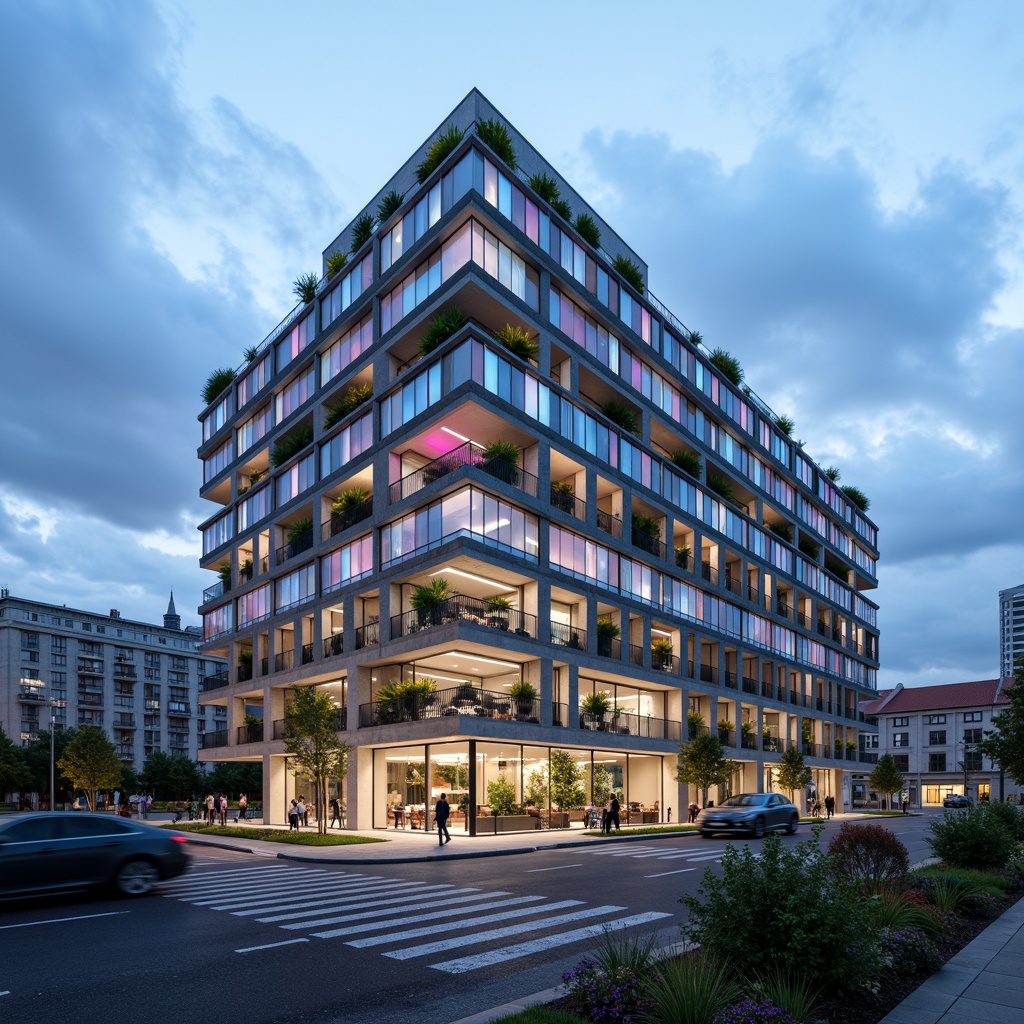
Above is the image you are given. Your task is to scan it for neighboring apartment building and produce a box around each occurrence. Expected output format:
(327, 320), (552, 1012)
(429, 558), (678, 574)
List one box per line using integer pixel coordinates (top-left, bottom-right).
(0, 590), (227, 769)
(196, 90), (881, 831)
(999, 583), (1024, 679)
(861, 679), (1021, 807)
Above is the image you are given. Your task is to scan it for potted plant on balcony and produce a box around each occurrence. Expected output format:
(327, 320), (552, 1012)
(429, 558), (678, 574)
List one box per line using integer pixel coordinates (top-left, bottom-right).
(580, 691), (612, 729)
(485, 595), (512, 630)
(651, 637), (674, 670)
(238, 648), (253, 680)
(687, 711), (705, 740)
(286, 518), (313, 557)
(717, 719), (733, 744)
(331, 487), (370, 531)
(596, 618), (619, 657)
(217, 562), (232, 590)
(377, 677), (436, 723)
(409, 578), (451, 630)
(550, 479), (575, 514)
(508, 680), (538, 721)
(674, 544), (692, 569)
(242, 714), (262, 743)
(239, 557), (253, 582)
(741, 720), (756, 742)
(632, 515), (661, 555)
(479, 440), (520, 486)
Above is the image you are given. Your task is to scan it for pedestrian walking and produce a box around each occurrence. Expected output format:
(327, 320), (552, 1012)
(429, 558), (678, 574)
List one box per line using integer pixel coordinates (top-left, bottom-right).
(295, 797), (306, 829)
(236, 793), (247, 823)
(434, 792), (451, 846)
(218, 793), (228, 826)
(602, 795), (612, 834)
(329, 797), (341, 828)
(205, 793), (216, 824)
(824, 794), (835, 819)
(288, 799), (299, 830)
(608, 794), (621, 832)
(688, 802), (699, 824)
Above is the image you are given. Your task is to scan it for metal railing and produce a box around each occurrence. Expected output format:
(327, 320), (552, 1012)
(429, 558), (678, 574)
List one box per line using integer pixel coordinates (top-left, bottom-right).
(323, 633), (344, 658)
(388, 442), (539, 503)
(579, 710), (680, 740)
(741, 676), (758, 695)
(237, 661), (253, 683)
(631, 529), (667, 560)
(276, 529), (314, 565)
(550, 486), (585, 520)
(275, 649), (294, 673)
(203, 579), (228, 603)
(596, 636), (622, 660)
(301, 642), (314, 665)
(651, 651), (676, 673)
(741, 733), (759, 750)
(201, 729), (229, 750)
(322, 497), (373, 539)
(391, 595), (537, 640)
(359, 684), (541, 728)
(700, 664), (718, 684)
(629, 643), (644, 666)
(596, 510), (623, 540)
(237, 723), (263, 745)
(356, 621), (379, 648)
(549, 621), (586, 650)
(762, 735), (786, 753)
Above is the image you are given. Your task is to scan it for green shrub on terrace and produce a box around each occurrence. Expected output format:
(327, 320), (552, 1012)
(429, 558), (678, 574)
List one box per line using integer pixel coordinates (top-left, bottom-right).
(573, 212), (601, 248)
(420, 307), (467, 355)
(415, 124), (465, 184)
(202, 367), (236, 405)
(476, 118), (517, 169)
(350, 212), (375, 252)
(377, 190), (405, 223)
(612, 255), (645, 294)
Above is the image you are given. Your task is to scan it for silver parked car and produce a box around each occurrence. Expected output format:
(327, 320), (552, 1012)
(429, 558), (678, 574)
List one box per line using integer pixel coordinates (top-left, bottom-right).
(0, 812), (190, 898)
(696, 792), (800, 839)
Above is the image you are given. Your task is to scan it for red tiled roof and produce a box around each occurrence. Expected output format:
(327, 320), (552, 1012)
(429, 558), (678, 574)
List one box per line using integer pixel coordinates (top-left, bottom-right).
(862, 679), (1012, 715)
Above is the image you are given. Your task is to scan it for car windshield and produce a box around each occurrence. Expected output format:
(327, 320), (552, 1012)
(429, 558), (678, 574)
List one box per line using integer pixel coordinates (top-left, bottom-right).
(722, 794), (767, 807)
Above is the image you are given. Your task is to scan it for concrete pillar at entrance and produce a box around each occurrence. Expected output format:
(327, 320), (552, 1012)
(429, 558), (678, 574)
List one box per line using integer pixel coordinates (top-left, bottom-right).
(350, 746), (372, 831)
(266, 756), (289, 825)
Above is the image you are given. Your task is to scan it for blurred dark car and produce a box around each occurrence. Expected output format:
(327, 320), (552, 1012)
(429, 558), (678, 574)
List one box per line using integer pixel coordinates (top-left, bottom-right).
(942, 794), (971, 808)
(696, 792), (800, 838)
(0, 812), (190, 898)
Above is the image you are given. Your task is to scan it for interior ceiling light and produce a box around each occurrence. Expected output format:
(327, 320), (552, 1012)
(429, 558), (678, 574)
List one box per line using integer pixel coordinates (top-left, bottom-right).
(430, 567), (515, 591)
(651, 627), (672, 637)
(441, 426), (472, 443)
(444, 651), (519, 669)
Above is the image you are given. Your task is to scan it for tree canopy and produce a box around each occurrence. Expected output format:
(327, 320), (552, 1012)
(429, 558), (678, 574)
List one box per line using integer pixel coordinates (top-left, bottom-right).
(140, 751), (205, 801)
(548, 749), (584, 810)
(775, 746), (813, 798)
(0, 725), (31, 796)
(57, 727), (121, 811)
(675, 733), (735, 805)
(285, 688), (349, 834)
(980, 662), (1024, 786)
(869, 753), (905, 809)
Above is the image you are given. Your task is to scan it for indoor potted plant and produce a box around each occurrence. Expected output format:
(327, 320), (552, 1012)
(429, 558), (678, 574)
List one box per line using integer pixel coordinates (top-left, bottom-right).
(508, 680), (538, 720)
(409, 578), (451, 630)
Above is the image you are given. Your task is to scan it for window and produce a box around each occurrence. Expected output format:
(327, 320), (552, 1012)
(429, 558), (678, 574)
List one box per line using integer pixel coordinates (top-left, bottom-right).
(963, 711), (982, 723)
(861, 734), (879, 749)
(21, 631), (39, 649)
(925, 714), (946, 725)
(963, 728), (982, 744)
(892, 733), (909, 747)
(275, 563), (316, 613)
(928, 731), (946, 746)
(964, 751), (983, 771)
(321, 535), (374, 593)
(928, 753), (946, 772)
(51, 637), (67, 653)
(892, 717), (909, 727)
(893, 755), (909, 772)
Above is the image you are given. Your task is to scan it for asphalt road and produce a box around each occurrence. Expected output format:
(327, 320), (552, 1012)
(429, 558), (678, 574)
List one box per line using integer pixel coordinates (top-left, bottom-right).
(0, 814), (938, 1024)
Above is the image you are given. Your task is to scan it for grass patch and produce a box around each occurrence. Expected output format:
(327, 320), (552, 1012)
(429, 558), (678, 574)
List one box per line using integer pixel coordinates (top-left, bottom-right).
(913, 864), (1013, 895)
(164, 823), (385, 846)
(582, 825), (699, 838)
(490, 1008), (580, 1024)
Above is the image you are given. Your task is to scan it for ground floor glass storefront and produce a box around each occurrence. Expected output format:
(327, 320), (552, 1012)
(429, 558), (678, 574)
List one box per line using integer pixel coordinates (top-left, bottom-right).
(372, 740), (669, 834)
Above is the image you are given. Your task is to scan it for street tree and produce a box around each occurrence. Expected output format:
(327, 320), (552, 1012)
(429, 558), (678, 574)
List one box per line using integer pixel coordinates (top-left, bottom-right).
(675, 733), (735, 806)
(141, 751), (204, 801)
(57, 727), (122, 811)
(207, 762), (263, 799)
(548, 749), (584, 811)
(0, 725), (31, 797)
(980, 661), (1024, 790)
(870, 754), (905, 810)
(22, 728), (77, 803)
(284, 688), (350, 834)
(775, 746), (813, 801)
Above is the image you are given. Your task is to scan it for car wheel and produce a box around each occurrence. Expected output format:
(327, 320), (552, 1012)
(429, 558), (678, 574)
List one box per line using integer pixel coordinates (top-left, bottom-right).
(752, 816), (766, 839)
(786, 816), (798, 835)
(115, 859), (159, 897)
(699, 830), (714, 838)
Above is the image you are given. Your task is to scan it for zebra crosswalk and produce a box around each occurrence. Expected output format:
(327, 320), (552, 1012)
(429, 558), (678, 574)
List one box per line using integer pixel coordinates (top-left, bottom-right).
(577, 842), (724, 863)
(160, 864), (671, 974)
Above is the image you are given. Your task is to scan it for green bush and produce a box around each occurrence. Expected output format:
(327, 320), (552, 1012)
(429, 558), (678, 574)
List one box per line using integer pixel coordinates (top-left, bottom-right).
(841, 485), (870, 511)
(270, 425), (313, 466)
(476, 118), (517, 169)
(643, 953), (743, 1024)
(202, 367), (236, 405)
(377, 190), (405, 223)
(420, 307), (467, 355)
(865, 890), (941, 935)
(528, 172), (560, 206)
(326, 250), (348, 278)
(350, 212), (375, 251)
(681, 830), (877, 990)
(827, 822), (910, 890)
(877, 927), (941, 976)
(416, 124), (464, 184)
(612, 254), (645, 294)
(292, 272), (319, 304)
(600, 399), (638, 435)
(495, 324), (538, 362)
(550, 197), (572, 221)
(671, 450), (702, 477)
(573, 212), (601, 248)
(927, 804), (1018, 870)
(983, 800), (1024, 842)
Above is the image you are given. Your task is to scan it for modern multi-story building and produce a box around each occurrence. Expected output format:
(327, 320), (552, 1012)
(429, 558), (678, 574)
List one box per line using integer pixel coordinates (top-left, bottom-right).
(196, 90), (881, 832)
(0, 589), (226, 769)
(860, 679), (1020, 807)
(999, 583), (1024, 679)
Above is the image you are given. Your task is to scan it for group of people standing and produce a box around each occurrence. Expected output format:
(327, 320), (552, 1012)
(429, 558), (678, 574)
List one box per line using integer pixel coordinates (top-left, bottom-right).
(203, 792), (239, 825)
(287, 796), (310, 830)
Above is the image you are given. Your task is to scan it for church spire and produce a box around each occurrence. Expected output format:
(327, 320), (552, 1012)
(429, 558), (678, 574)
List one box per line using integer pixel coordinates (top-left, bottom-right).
(163, 589), (181, 631)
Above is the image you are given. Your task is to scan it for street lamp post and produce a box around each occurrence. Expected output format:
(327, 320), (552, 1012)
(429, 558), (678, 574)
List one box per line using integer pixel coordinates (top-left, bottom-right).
(958, 739), (972, 803)
(48, 697), (64, 811)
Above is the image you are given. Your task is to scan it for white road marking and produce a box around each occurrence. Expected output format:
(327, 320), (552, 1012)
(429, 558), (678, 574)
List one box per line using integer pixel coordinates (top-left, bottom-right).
(427, 912), (672, 973)
(525, 863), (583, 872)
(350, 902), (605, 951)
(644, 868), (697, 878)
(198, 876), (387, 909)
(265, 890), (511, 926)
(246, 884), (467, 921)
(0, 911), (130, 930)
(235, 938), (309, 953)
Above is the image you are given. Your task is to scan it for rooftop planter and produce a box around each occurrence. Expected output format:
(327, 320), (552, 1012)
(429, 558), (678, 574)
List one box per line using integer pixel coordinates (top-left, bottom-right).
(409, 577), (451, 630)
(326, 250), (348, 279)
(377, 189), (405, 223)
(494, 324), (538, 363)
(292, 272), (318, 305)
(573, 213), (601, 248)
(350, 212), (375, 252)
(202, 367), (236, 405)
(475, 118), (517, 169)
(419, 307), (466, 356)
(708, 347), (743, 386)
(528, 171), (572, 221)
(271, 425), (313, 467)
(415, 124), (464, 184)
(612, 255), (645, 295)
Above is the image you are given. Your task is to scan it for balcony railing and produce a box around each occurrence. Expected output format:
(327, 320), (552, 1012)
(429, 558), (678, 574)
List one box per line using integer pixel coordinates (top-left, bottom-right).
(596, 510), (622, 540)
(632, 529), (667, 560)
(201, 729), (229, 749)
(321, 496), (373, 540)
(237, 661), (253, 683)
(550, 486), (585, 520)
(700, 664), (718, 684)
(239, 562), (254, 584)
(323, 633), (344, 658)
(741, 733), (759, 750)
(260, 657), (269, 676)
(301, 642), (314, 665)
(275, 649), (294, 673)
(629, 643), (644, 667)
(167, 703), (191, 716)
(859, 751), (879, 764)
(651, 651), (676, 673)
(203, 579), (228, 603)
(596, 636), (622, 660)
(700, 561), (719, 585)
(390, 595), (537, 641)
(724, 574), (742, 596)
(579, 710), (681, 740)
(18, 687), (45, 702)
(741, 676), (758, 695)
(389, 442), (539, 503)
(237, 723), (264, 744)
(276, 529), (314, 565)
(356, 621), (379, 648)
(762, 735), (786, 753)
(718, 729), (736, 747)
(549, 622), (586, 650)
(201, 671), (229, 692)
(360, 684), (541, 728)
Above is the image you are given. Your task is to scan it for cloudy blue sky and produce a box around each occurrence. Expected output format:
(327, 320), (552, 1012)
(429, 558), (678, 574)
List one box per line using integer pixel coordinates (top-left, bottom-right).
(0, 1), (1021, 689)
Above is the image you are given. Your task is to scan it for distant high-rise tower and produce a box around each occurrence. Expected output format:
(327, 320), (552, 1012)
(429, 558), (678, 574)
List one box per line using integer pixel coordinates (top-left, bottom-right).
(163, 590), (181, 632)
(999, 583), (1024, 677)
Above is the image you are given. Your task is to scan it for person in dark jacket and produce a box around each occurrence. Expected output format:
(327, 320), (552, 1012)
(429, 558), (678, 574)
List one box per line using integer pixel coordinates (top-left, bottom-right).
(824, 794), (836, 819)
(434, 793), (451, 846)
(608, 794), (621, 832)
